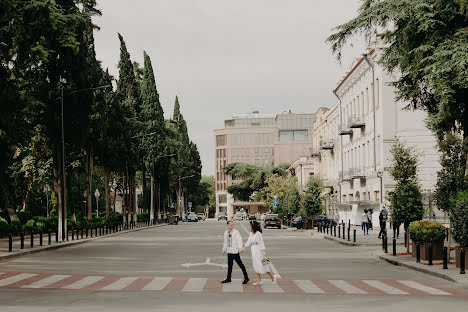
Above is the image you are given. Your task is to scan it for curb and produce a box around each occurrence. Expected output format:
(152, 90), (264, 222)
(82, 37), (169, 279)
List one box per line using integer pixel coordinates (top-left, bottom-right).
(323, 235), (405, 247)
(378, 255), (458, 283)
(0, 223), (167, 262)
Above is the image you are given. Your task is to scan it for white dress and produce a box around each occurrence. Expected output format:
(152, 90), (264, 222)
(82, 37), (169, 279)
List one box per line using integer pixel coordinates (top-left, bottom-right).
(244, 231), (270, 274)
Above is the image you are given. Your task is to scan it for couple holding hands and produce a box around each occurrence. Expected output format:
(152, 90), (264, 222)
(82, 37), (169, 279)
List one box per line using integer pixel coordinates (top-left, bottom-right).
(221, 220), (276, 286)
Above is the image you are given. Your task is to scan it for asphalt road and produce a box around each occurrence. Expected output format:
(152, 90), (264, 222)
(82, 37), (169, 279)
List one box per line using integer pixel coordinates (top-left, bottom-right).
(0, 220), (467, 312)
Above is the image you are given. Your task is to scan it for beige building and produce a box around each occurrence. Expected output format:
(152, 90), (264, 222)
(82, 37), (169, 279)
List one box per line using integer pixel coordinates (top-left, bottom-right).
(214, 111), (315, 218)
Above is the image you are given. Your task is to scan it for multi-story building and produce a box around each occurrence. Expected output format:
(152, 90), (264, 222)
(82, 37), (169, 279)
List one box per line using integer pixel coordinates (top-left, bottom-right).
(333, 47), (440, 226)
(214, 111), (315, 218)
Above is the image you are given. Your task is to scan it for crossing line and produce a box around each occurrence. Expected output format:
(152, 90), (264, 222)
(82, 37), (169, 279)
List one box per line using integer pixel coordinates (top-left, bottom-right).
(294, 280), (325, 294)
(182, 278), (207, 292)
(142, 277), (172, 291)
(397, 280), (452, 295)
(0, 273), (37, 287)
(101, 277), (139, 290)
(329, 280), (367, 294)
(22, 275), (70, 288)
(62, 276), (104, 289)
(362, 280), (408, 295)
(222, 279), (243, 292)
(261, 280), (284, 293)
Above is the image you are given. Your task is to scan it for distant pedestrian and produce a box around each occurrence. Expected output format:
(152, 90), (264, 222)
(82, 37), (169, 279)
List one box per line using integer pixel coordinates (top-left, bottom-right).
(221, 220), (249, 285)
(367, 209), (373, 230)
(361, 209), (368, 235)
(378, 210), (387, 239)
(243, 221), (276, 286)
(392, 219), (400, 238)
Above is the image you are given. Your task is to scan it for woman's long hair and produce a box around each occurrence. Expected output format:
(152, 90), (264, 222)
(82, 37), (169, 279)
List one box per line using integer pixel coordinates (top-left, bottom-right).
(251, 221), (262, 233)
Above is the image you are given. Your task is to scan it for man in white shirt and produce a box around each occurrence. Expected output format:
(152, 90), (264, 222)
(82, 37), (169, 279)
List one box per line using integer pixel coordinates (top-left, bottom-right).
(221, 220), (249, 284)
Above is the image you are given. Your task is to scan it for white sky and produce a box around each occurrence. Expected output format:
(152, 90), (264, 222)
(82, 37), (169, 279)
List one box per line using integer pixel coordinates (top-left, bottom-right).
(93, 0), (368, 176)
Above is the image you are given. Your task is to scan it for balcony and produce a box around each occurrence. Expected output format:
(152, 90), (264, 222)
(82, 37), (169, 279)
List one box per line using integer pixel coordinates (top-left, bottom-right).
(348, 115), (365, 128)
(310, 148), (321, 158)
(339, 170), (351, 181)
(320, 139), (334, 150)
(349, 168), (366, 179)
(339, 124), (353, 136)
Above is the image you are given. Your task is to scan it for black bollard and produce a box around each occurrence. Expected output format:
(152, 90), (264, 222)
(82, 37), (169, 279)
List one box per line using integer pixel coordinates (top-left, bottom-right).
(81, 228), (83, 239)
(446, 228), (449, 242)
(8, 233), (12, 252)
(393, 238), (397, 256)
(443, 246), (448, 269)
(30, 231), (34, 248)
(86, 227), (89, 238)
(66, 227), (69, 241)
(55, 230), (58, 243)
(416, 242), (421, 263)
(39, 230), (43, 246)
(343, 226), (346, 240)
(381, 235), (385, 251)
(428, 243), (433, 265)
(384, 234), (388, 254)
(338, 226), (341, 238)
(404, 232), (407, 247)
(334, 225), (337, 237)
(99, 226), (101, 236)
(353, 229), (356, 243)
(20, 232), (24, 249)
(48, 231), (51, 245)
(72, 226), (74, 240)
(347, 227), (350, 241)
(460, 248), (466, 274)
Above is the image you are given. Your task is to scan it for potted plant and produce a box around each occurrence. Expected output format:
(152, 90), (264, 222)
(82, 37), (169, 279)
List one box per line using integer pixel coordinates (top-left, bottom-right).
(409, 220), (446, 260)
(451, 192), (468, 268)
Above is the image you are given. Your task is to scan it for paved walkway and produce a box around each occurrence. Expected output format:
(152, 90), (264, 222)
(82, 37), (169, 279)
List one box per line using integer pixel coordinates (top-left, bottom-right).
(0, 271), (465, 296)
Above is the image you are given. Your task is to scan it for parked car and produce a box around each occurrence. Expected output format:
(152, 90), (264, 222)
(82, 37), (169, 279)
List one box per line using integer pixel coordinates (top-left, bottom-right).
(187, 212), (199, 222)
(291, 216), (304, 229)
(313, 215), (334, 227)
(197, 213), (206, 221)
(218, 212), (227, 221)
(234, 214), (243, 221)
(263, 213), (281, 229)
(248, 214), (257, 221)
(181, 215), (187, 222)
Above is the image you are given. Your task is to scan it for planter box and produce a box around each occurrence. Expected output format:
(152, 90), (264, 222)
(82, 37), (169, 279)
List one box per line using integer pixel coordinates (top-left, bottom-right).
(305, 220), (313, 230)
(455, 246), (468, 268)
(411, 241), (444, 261)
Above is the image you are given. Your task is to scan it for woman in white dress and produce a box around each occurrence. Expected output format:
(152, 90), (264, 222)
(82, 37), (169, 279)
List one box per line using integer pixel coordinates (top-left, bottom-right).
(244, 221), (276, 285)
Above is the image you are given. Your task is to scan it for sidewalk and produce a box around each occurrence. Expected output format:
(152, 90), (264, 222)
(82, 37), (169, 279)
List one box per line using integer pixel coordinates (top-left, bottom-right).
(319, 225), (406, 246)
(0, 223), (167, 261)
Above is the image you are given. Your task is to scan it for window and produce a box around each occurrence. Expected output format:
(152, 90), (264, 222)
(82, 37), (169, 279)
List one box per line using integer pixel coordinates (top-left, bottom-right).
(230, 134), (250, 146)
(218, 194), (227, 204)
(374, 191), (380, 202)
(254, 133), (274, 145)
(216, 135), (226, 146)
(279, 130), (308, 142)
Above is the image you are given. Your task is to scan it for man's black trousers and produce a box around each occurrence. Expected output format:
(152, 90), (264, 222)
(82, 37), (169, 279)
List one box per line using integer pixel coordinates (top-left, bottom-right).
(227, 253), (248, 280)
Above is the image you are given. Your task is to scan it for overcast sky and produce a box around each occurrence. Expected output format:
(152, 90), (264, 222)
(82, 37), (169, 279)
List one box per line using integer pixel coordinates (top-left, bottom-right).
(93, 0), (367, 176)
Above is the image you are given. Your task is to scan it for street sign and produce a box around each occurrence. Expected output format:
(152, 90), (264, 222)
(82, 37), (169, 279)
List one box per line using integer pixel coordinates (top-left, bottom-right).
(273, 199), (278, 208)
(188, 202), (192, 208)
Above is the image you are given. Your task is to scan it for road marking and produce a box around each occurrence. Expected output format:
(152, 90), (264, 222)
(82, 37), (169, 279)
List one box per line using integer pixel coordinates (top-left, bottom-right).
(239, 222), (281, 278)
(62, 276), (104, 289)
(22, 275), (70, 288)
(181, 257), (227, 268)
(362, 280), (408, 295)
(222, 279), (243, 292)
(0, 273), (37, 287)
(142, 277), (172, 290)
(182, 278), (207, 292)
(261, 280), (284, 293)
(329, 280), (367, 294)
(397, 280), (452, 295)
(101, 277), (139, 290)
(294, 280), (325, 294)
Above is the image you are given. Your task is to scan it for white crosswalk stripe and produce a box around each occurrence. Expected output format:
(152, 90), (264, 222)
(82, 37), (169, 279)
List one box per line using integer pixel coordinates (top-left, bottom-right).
(22, 275), (70, 288)
(142, 277), (172, 291)
(329, 280), (367, 294)
(294, 280), (325, 294)
(0, 273), (37, 287)
(62, 276), (104, 289)
(222, 279), (243, 292)
(101, 277), (139, 290)
(397, 280), (452, 295)
(362, 280), (408, 295)
(261, 280), (284, 293)
(182, 278), (207, 292)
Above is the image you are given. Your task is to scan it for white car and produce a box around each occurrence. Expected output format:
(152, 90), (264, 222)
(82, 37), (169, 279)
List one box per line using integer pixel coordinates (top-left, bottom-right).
(197, 213), (206, 221)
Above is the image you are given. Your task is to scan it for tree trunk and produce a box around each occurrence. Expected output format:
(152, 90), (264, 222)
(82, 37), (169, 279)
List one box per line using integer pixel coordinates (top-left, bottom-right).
(163, 198), (166, 219)
(84, 148), (94, 220)
(150, 174), (155, 222)
(52, 141), (64, 241)
(104, 167), (110, 219)
(157, 181), (161, 220)
(0, 173), (19, 221)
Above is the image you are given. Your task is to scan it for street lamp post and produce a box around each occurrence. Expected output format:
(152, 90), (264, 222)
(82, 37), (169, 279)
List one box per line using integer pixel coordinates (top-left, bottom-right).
(95, 189), (100, 218)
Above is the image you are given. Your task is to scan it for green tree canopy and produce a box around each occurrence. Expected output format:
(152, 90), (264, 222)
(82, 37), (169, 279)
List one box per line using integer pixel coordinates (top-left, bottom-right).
(300, 177), (324, 222)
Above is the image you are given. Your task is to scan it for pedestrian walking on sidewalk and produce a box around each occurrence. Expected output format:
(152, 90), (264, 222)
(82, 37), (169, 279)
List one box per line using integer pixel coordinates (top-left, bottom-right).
(392, 220), (400, 238)
(242, 221), (276, 286)
(361, 209), (369, 234)
(221, 220), (249, 285)
(367, 209), (373, 230)
(378, 210), (388, 239)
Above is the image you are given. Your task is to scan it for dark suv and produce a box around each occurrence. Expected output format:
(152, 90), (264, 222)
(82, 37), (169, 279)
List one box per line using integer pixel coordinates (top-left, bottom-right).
(263, 214), (281, 229)
(218, 212), (227, 221)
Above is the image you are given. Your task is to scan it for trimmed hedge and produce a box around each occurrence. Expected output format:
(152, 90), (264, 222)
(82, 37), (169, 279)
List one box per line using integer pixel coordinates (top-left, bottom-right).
(408, 220), (446, 243)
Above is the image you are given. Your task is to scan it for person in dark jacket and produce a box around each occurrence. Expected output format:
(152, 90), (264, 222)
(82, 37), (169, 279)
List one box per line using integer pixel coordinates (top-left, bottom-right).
(378, 210), (387, 239)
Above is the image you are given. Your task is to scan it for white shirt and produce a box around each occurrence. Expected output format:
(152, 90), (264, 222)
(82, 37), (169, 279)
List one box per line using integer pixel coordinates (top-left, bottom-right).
(222, 229), (243, 254)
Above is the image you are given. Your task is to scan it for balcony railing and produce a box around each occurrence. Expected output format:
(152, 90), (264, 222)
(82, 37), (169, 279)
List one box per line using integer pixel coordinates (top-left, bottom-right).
(349, 168), (366, 179)
(348, 115), (365, 128)
(339, 124), (353, 136)
(310, 148), (321, 157)
(319, 139), (335, 150)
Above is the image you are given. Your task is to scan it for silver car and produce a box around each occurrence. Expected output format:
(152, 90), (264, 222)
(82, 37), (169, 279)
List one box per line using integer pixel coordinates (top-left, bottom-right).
(187, 213), (198, 222)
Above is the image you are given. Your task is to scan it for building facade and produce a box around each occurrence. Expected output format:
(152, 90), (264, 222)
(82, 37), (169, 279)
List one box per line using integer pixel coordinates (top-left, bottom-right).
(333, 48), (440, 226)
(214, 111), (315, 218)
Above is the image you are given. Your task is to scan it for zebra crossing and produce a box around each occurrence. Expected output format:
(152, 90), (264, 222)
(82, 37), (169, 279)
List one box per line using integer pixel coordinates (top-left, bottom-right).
(0, 271), (464, 296)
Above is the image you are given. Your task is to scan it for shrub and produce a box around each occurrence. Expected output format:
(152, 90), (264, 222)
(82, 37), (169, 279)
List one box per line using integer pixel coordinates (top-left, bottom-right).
(408, 220), (446, 243)
(18, 211), (33, 225)
(35, 217), (50, 233)
(23, 219), (36, 234)
(451, 192), (468, 247)
(137, 213), (149, 222)
(0, 220), (9, 237)
(9, 220), (22, 235)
